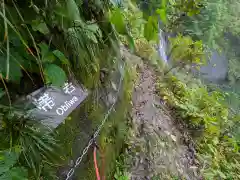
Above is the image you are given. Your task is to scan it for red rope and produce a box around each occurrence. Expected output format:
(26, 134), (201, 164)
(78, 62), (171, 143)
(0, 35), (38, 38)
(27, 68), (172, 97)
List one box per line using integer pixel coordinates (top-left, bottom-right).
(94, 146), (101, 180)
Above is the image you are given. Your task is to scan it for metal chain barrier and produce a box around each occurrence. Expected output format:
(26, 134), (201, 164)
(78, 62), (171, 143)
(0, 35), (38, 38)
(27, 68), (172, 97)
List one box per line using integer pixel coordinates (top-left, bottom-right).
(66, 62), (125, 180)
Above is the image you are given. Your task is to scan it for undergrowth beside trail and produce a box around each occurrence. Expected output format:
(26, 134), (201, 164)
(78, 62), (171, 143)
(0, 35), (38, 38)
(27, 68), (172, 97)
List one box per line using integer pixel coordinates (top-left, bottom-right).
(157, 74), (240, 179)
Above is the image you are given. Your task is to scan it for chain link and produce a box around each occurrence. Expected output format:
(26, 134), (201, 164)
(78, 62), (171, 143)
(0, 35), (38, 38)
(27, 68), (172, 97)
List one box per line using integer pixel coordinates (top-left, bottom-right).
(65, 62), (125, 180)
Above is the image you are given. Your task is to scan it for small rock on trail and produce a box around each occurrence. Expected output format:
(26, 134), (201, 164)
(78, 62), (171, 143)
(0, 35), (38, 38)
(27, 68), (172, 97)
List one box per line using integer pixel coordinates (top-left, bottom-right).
(124, 50), (199, 179)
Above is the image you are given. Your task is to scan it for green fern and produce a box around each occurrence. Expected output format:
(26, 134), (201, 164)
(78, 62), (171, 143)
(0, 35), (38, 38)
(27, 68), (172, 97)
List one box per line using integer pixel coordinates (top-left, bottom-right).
(0, 148), (28, 180)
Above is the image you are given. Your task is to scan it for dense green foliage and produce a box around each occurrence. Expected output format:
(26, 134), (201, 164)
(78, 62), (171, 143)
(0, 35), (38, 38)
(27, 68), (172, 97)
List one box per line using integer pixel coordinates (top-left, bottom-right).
(165, 34), (205, 74)
(115, 0), (240, 179)
(158, 75), (240, 178)
(151, 0), (240, 178)
(0, 0), (239, 179)
(0, 148), (27, 179)
(170, 0), (240, 84)
(0, 0), (132, 179)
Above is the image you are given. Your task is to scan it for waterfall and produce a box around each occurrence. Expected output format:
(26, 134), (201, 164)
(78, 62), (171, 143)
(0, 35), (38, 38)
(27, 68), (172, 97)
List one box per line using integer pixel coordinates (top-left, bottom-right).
(157, 28), (168, 63)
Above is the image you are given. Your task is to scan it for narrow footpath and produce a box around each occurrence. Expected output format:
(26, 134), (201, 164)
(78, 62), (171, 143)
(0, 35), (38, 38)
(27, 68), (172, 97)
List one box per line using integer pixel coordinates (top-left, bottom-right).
(122, 47), (199, 180)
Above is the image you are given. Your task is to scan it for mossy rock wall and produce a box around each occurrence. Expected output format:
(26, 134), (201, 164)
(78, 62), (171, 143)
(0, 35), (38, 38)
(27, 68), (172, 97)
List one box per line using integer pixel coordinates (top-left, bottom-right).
(55, 58), (136, 179)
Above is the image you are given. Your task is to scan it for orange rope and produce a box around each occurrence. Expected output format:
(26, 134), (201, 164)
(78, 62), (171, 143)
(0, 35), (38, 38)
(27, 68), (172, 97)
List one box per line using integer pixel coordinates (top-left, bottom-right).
(93, 146), (101, 180)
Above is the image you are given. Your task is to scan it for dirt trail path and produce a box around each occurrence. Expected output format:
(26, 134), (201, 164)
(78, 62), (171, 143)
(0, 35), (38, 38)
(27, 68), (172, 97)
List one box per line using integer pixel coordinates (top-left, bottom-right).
(122, 47), (198, 180)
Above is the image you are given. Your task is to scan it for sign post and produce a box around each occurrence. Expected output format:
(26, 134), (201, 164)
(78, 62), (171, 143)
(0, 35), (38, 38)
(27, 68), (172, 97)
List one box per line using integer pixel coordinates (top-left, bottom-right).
(26, 82), (88, 128)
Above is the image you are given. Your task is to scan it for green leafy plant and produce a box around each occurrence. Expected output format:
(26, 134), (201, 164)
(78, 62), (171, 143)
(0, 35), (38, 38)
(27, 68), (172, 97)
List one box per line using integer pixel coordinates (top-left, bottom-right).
(157, 75), (240, 179)
(44, 64), (67, 87)
(110, 6), (135, 52)
(0, 148), (28, 180)
(113, 155), (129, 180)
(0, 106), (61, 179)
(0, 0), (124, 178)
(165, 34), (205, 74)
